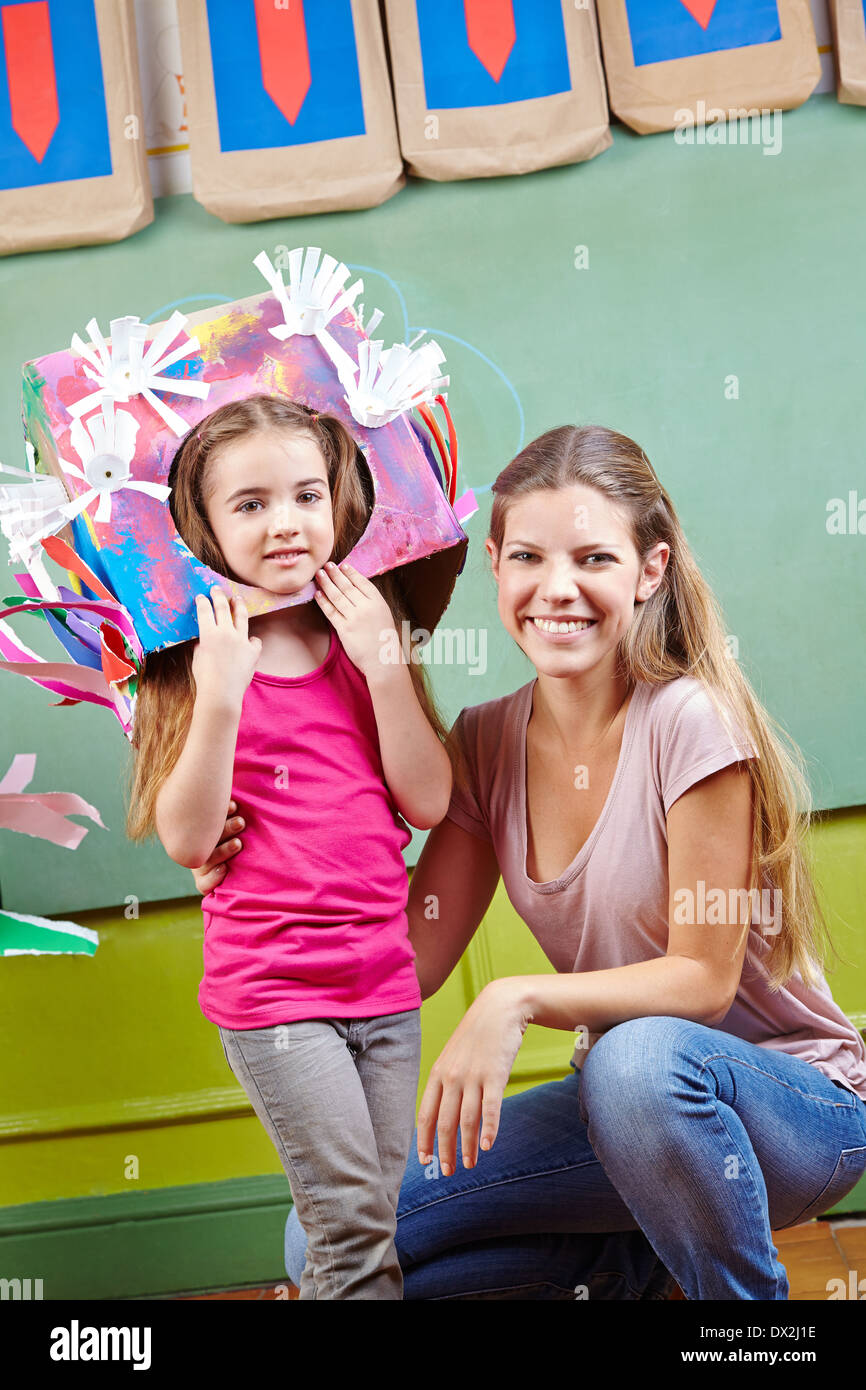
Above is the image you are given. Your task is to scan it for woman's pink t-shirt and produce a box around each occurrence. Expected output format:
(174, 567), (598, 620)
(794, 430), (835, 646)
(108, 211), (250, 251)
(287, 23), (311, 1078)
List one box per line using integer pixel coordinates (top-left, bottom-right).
(199, 627), (421, 1028)
(445, 675), (866, 1101)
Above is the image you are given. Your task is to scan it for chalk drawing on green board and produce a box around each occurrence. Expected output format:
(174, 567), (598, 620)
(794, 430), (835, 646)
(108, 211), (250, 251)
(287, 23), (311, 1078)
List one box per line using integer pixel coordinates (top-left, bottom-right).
(409, 325), (525, 497)
(347, 264), (526, 493)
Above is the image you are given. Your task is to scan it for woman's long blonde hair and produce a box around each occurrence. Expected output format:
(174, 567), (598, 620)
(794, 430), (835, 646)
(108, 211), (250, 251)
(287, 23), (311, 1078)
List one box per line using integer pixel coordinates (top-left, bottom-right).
(487, 424), (837, 991)
(125, 394), (451, 845)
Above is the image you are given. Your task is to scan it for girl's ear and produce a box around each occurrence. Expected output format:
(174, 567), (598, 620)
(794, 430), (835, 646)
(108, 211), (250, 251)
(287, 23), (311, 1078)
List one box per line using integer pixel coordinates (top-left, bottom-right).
(485, 538), (500, 581)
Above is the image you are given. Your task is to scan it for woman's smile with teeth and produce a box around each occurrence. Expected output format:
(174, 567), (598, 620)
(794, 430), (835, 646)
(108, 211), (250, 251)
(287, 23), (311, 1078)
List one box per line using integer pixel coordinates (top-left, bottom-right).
(528, 616), (597, 634)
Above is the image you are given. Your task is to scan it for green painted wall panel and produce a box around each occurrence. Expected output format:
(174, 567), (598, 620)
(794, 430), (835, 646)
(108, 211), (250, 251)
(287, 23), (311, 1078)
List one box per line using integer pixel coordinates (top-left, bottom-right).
(1, 816), (863, 1220)
(1, 96), (865, 918)
(0, 1178), (292, 1300)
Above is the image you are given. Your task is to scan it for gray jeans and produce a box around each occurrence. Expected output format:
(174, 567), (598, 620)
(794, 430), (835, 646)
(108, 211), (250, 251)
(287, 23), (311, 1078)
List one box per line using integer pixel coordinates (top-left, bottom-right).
(218, 1009), (421, 1300)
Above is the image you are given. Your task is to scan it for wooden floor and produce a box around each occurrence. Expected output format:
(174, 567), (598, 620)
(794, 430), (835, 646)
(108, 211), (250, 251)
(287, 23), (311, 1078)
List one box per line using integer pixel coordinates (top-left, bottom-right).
(174, 1217), (866, 1300)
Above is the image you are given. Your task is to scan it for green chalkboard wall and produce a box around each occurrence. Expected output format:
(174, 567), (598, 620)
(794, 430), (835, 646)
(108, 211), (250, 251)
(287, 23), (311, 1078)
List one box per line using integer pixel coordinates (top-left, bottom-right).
(1, 94), (863, 917)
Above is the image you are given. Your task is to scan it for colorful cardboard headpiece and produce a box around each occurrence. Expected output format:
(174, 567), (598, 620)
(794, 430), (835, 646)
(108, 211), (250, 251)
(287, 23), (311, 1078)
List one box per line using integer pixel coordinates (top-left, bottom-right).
(0, 248), (468, 737)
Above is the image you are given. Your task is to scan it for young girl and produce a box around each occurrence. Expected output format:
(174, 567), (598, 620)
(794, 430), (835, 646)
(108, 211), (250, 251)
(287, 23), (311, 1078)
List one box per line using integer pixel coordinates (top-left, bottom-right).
(125, 393), (453, 1300)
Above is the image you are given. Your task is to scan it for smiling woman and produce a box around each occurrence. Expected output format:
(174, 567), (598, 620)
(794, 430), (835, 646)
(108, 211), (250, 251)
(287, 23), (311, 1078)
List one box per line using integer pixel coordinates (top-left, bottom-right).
(276, 420), (866, 1299)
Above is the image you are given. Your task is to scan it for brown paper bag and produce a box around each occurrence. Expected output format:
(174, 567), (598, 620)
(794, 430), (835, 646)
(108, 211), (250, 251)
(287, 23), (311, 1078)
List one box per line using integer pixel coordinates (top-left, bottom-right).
(0, 0), (152, 256)
(382, 0), (611, 180)
(177, 0), (404, 222)
(829, 0), (866, 104)
(596, 0), (821, 135)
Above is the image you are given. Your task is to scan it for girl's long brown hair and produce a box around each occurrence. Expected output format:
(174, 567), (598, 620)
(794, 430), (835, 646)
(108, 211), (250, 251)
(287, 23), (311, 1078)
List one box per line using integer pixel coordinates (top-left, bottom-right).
(125, 394), (452, 846)
(485, 424), (836, 992)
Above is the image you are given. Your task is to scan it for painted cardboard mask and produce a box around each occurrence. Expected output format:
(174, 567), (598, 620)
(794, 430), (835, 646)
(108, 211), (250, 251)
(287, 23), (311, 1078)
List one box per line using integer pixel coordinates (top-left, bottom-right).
(0, 248), (467, 737)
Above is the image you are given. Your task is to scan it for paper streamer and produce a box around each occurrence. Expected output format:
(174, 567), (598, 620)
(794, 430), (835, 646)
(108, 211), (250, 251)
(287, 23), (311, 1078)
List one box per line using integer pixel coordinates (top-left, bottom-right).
(454, 489), (479, 523)
(0, 753), (106, 848)
(0, 533), (143, 732)
(0, 909), (99, 957)
(0, 752), (36, 794)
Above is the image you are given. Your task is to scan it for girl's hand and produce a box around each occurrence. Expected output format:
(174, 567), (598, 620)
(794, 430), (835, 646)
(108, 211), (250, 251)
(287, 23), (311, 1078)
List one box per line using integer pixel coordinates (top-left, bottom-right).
(313, 561), (398, 681)
(190, 801), (244, 894)
(192, 588), (262, 709)
(416, 979), (532, 1176)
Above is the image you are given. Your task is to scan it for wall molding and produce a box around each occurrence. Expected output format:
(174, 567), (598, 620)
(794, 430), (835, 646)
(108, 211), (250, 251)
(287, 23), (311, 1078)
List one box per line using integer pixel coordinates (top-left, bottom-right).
(0, 1087), (250, 1144)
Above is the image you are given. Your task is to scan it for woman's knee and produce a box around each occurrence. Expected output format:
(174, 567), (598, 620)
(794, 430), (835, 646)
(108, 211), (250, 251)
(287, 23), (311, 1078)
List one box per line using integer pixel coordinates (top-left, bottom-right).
(579, 1016), (711, 1117)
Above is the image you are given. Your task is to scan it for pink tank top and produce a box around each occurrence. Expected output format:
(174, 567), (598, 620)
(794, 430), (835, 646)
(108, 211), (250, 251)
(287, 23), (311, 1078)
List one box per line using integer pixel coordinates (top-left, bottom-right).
(199, 627), (421, 1028)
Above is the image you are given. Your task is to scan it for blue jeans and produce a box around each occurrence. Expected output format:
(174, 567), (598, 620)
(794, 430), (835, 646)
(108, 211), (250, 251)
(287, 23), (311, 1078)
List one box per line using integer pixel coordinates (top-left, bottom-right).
(221, 1009), (421, 1299)
(284, 1016), (866, 1299)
